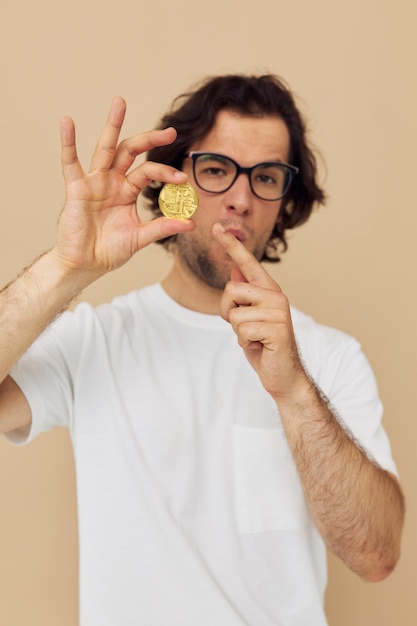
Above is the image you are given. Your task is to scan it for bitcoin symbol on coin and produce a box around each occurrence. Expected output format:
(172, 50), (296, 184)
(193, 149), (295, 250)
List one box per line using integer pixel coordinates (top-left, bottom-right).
(158, 183), (199, 220)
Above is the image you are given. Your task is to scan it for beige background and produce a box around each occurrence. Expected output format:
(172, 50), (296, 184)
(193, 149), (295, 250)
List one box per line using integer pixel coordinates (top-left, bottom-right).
(0, 0), (416, 624)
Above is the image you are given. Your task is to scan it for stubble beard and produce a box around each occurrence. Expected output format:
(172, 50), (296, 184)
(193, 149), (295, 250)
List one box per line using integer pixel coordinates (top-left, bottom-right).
(176, 236), (229, 290)
(175, 232), (267, 291)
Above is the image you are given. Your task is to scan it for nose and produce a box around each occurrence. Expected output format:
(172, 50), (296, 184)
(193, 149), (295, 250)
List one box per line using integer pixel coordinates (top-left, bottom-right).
(224, 172), (253, 215)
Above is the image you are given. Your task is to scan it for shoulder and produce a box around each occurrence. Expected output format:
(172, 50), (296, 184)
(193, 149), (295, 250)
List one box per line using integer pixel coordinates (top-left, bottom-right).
(291, 306), (360, 353)
(290, 306), (371, 389)
(63, 284), (159, 328)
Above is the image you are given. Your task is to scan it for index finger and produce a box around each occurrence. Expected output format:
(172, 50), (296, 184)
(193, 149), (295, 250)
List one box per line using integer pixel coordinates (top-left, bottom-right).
(111, 126), (179, 176)
(212, 223), (280, 290)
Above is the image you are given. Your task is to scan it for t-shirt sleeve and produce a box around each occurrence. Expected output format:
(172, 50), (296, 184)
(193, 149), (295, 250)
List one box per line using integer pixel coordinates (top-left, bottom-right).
(311, 330), (398, 477)
(8, 303), (96, 444)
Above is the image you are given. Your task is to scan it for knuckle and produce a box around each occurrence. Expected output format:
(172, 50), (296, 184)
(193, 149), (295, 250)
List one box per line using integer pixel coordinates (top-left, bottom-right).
(273, 290), (289, 308)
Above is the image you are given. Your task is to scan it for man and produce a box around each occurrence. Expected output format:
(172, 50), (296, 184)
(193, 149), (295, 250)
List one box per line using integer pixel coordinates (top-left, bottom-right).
(0, 74), (405, 626)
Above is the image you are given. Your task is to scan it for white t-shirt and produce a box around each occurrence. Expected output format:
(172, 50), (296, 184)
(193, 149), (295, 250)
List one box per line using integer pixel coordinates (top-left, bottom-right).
(10, 284), (397, 626)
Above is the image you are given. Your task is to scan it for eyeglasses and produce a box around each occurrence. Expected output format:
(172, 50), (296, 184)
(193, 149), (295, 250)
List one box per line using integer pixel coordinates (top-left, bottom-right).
(187, 152), (298, 201)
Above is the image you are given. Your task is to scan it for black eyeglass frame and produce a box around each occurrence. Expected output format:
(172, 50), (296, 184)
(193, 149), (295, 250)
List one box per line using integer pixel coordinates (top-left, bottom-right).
(187, 151), (299, 201)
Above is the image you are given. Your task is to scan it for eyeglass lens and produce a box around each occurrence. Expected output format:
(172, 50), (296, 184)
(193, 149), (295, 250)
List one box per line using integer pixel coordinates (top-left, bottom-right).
(193, 154), (290, 200)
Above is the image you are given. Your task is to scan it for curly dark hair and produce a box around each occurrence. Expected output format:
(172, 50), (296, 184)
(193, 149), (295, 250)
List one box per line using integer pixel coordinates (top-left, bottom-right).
(142, 73), (326, 262)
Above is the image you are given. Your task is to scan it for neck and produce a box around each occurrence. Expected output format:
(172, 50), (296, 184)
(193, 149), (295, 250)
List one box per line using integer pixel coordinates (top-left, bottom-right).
(161, 253), (223, 315)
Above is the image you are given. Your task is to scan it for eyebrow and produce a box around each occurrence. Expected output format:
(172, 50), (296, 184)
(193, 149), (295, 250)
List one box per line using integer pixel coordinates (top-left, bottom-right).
(198, 154), (230, 165)
(196, 153), (288, 166)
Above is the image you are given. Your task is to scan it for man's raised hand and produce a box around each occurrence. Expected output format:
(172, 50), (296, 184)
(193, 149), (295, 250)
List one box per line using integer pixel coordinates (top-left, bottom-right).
(213, 222), (308, 401)
(56, 97), (194, 278)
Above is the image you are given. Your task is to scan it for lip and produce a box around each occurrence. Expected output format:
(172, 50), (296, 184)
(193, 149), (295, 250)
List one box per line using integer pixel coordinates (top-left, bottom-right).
(223, 226), (247, 243)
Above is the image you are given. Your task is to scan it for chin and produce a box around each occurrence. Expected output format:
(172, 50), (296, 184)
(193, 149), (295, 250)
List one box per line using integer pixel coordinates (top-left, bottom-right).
(202, 272), (230, 291)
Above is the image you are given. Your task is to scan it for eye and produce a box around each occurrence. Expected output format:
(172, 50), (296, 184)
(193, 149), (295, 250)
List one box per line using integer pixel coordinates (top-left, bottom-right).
(255, 173), (276, 185)
(253, 165), (285, 188)
(196, 155), (233, 178)
(203, 165), (227, 177)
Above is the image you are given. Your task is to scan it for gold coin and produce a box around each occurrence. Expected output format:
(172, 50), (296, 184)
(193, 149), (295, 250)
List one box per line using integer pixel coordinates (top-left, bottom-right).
(158, 183), (199, 220)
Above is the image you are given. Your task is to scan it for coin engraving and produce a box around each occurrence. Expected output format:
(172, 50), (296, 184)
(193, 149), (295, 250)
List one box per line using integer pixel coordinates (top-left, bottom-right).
(158, 183), (199, 220)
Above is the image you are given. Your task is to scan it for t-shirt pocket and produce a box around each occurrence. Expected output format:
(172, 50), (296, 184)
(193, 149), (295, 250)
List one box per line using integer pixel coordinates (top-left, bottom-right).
(232, 424), (310, 533)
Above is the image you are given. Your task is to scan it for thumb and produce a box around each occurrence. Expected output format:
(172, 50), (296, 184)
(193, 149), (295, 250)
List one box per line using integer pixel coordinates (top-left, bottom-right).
(137, 216), (195, 249)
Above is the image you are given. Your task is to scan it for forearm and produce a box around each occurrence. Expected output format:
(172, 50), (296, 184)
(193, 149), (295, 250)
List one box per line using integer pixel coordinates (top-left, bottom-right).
(214, 224), (404, 580)
(275, 377), (405, 582)
(0, 248), (94, 383)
